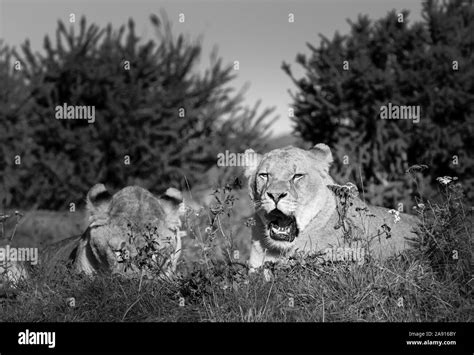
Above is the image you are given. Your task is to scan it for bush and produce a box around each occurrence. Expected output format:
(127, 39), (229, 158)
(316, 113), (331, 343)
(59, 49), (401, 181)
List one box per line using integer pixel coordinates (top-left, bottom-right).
(283, 0), (474, 209)
(0, 14), (274, 210)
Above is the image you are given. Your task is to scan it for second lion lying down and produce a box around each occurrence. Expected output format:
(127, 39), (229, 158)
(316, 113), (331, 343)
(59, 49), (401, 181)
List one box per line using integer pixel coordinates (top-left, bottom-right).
(3, 184), (185, 284)
(74, 184), (184, 278)
(243, 144), (419, 270)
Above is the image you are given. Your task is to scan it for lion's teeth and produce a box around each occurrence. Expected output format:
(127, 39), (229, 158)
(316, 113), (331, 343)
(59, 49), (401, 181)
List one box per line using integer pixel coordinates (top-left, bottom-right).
(271, 225), (291, 234)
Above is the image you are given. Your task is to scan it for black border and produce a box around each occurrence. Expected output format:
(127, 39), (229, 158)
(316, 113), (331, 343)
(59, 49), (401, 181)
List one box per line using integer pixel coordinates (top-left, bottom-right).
(0, 322), (472, 353)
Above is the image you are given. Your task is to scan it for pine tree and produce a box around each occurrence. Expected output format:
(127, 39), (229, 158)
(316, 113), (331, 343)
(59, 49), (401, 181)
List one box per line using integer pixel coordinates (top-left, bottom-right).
(283, 0), (474, 207)
(1, 15), (273, 209)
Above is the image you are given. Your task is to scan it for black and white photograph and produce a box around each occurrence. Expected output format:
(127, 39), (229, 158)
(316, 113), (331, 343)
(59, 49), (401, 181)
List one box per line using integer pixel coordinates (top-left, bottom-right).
(0, 0), (472, 353)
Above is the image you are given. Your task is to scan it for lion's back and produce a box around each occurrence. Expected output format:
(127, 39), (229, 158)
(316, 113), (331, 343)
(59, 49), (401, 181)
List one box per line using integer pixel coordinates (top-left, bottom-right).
(3, 210), (87, 247)
(361, 204), (420, 258)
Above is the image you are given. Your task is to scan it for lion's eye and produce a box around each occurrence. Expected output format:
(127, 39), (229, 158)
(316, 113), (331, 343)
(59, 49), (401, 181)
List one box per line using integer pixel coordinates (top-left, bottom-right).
(258, 173), (269, 179)
(293, 174), (304, 181)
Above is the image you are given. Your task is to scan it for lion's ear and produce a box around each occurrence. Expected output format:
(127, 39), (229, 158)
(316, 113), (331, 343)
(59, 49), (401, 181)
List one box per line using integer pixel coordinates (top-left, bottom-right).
(243, 149), (262, 179)
(160, 187), (184, 216)
(163, 187), (183, 202)
(310, 143), (334, 170)
(86, 183), (112, 218)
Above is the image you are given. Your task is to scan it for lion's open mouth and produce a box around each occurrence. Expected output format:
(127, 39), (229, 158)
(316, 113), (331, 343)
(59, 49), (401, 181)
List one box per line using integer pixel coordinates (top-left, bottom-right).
(266, 210), (298, 242)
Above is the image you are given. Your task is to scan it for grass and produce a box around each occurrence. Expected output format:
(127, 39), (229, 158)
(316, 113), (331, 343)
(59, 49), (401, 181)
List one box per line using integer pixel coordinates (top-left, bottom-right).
(0, 175), (472, 322)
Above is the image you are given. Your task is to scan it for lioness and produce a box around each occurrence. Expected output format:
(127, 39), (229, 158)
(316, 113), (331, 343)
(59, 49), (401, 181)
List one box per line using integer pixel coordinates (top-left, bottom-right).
(243, 144), (419, 270)
(1, 184), (185, 288)
(74, 184), (184, 278)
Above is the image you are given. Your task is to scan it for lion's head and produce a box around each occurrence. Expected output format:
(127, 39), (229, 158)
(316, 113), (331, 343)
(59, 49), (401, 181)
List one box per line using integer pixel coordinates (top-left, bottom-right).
(243, 144), (335, 251)
(76, 184), (185, 277)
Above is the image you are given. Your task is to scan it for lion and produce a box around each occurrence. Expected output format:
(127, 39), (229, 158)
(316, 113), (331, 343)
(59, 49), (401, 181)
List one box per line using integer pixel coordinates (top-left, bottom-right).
(243, 144), (420, 270)
(73, 184), (185, 278)
(1, 184), (185, 290)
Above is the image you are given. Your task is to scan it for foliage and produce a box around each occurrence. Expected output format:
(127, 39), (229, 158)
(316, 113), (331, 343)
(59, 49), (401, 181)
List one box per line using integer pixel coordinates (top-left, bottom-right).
(283, 0), (474, 209)
(0, 14), (273, 210)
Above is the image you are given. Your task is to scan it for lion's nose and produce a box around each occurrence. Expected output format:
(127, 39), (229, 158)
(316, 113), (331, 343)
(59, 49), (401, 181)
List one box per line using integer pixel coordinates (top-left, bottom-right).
(267, 192), (287, 203)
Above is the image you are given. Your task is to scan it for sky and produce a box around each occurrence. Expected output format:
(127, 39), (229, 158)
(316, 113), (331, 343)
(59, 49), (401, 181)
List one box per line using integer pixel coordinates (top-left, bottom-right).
(0, 0), (423, 136)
